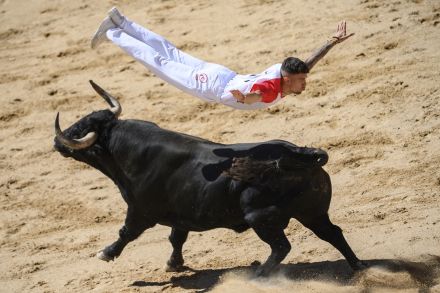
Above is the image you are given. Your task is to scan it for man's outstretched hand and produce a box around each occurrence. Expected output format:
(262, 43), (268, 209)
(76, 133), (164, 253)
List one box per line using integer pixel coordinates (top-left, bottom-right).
(304, 20), (354, 71)
(332, 20), (354, 44)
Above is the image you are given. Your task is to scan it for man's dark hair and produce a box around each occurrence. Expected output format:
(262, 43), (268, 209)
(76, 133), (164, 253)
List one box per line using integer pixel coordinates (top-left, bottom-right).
(281, 57), (309, 75)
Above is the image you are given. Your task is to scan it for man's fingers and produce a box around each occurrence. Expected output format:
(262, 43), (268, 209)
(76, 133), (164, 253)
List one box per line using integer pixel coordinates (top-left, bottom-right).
(335, 20), (352, 39)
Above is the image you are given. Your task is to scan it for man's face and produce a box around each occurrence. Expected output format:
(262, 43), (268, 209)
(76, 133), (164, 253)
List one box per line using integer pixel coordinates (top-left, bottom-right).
(283, 73), (307, 95)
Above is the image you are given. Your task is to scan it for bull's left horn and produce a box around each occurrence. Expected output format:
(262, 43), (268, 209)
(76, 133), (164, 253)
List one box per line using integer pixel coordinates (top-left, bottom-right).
(89, 80), (122, 118)
(55, 113), (98, 150)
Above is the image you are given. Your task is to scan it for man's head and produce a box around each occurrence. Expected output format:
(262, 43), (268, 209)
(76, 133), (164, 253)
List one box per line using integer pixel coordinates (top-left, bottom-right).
(281, 57), (309, 95)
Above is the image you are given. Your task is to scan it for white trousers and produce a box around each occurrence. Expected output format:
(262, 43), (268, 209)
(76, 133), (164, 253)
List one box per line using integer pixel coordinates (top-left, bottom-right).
(106, 18), (236, 102)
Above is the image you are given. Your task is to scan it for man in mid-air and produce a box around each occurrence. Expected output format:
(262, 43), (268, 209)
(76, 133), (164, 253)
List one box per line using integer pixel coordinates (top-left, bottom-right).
(92, 7), (353, 110)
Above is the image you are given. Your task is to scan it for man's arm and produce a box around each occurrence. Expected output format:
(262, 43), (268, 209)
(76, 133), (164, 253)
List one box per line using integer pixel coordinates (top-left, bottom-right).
(304, 20), (354, 71)
(304, 39), (338, 71)
(230, 90), (262, 104)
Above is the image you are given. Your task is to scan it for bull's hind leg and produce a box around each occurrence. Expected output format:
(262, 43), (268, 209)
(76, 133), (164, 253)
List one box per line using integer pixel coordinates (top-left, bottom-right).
(166, 228), (188, 272)
(97, 207), (154, 262)
(251, 220), (291, 276)
(299, 214), (366, 270)
(241, 188), (291, 276)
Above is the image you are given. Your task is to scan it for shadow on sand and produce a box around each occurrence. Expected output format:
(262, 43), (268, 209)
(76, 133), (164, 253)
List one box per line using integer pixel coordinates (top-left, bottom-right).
(130, 255), (440, 292)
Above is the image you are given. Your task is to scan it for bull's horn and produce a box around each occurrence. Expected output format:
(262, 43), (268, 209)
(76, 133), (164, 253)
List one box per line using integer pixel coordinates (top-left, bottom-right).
(55, 113), (98, 150)
(89, 80), (122, 118)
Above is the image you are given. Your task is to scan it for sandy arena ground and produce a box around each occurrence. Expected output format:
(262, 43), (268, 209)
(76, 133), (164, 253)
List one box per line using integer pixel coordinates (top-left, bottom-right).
(1, 0), (440, 292)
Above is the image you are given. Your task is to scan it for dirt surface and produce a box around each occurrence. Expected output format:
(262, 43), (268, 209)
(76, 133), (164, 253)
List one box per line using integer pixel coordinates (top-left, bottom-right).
(1, 0), (439, 292)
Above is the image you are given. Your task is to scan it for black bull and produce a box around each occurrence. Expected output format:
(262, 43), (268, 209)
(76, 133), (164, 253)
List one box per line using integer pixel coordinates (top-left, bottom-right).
(54, 81), (366, 276)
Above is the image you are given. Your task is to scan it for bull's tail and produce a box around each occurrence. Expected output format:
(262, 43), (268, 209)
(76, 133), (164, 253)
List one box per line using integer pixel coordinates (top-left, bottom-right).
(282, 147), (328, 169)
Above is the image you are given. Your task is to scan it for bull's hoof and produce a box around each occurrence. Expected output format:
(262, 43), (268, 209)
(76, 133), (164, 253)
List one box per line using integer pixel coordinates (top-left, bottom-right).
(254, 265), (272, 277)
(166, 257), (185, 272)
(165, 264), (181, 272)
(352, 260), (369, 271)
(250, 260), (261, 267)
(254, 263), (281, 277)
(165, 262), (185, 272)
(96, 250), (115, 262)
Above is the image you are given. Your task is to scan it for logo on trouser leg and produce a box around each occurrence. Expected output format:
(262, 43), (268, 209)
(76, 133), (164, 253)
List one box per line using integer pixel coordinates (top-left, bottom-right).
(196, 73), (208, 83)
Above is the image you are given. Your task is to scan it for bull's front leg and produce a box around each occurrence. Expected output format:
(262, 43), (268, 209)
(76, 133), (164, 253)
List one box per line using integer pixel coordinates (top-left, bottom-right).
(96, 225), (136, 261)
(165, 228), (188, 272)
(97, 207), (154, 262)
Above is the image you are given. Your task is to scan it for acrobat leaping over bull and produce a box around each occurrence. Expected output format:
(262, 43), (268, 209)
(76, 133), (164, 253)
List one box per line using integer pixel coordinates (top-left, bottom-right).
(53, 81), (366, 276)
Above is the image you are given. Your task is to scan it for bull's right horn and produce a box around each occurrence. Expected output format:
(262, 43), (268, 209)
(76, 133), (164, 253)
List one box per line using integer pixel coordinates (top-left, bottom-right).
(89, 80), (122, 118)
(55, 113), (98, 150)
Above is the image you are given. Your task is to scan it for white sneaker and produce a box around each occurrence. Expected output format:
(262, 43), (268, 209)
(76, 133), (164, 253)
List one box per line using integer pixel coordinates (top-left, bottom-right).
(91, 16), (116, 49)
(108, 7), (125, 27)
